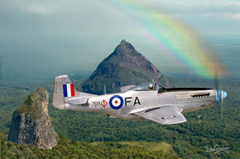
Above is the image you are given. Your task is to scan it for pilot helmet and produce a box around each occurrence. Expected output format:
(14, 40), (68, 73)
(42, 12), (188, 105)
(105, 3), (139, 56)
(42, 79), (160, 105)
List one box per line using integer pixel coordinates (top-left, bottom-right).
(149, 84), (153, 89)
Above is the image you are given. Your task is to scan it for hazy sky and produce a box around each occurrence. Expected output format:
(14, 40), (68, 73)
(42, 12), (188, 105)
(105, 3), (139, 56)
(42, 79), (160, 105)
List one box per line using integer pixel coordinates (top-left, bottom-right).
(0, 0), (239, 80)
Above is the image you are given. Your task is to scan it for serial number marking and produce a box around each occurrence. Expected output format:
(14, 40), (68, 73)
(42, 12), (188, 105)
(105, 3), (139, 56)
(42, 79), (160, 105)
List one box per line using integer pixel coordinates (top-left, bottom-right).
(90, 101), (100, 107)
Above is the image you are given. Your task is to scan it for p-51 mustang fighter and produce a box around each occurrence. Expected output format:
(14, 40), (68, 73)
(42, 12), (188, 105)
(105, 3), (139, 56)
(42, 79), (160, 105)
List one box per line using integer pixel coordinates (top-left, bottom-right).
(53, 75), (227, 125)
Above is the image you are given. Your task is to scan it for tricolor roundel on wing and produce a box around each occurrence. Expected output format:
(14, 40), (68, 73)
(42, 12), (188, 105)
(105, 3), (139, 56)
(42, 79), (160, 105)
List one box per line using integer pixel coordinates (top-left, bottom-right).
(63, 84), (75, 97)
(109, 95), (123, 110)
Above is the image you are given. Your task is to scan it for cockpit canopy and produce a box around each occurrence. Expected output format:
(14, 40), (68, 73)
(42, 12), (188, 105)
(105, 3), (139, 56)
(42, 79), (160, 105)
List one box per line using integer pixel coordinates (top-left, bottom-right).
(128, 82), (165, 93)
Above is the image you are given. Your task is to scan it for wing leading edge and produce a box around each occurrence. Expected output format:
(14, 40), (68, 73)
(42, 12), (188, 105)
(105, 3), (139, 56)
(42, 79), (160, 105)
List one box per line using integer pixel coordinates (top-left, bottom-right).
(132, 106), (186, 125)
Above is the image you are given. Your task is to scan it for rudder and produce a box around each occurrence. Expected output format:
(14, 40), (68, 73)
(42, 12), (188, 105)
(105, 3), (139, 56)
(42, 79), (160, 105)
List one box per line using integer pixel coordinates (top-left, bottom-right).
(53, 75), (76, 109)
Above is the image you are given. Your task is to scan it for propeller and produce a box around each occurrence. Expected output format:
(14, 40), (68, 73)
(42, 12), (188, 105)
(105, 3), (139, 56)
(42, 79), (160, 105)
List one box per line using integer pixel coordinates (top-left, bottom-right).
(214, 73), (227, 121)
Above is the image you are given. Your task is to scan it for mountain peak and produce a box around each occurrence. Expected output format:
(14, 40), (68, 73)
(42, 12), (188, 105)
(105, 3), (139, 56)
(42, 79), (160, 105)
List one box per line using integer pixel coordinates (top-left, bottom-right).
(113, 40), (138, 56)
(120, 39), (126, 44)
(82, 40), (170, 94)
(8, 88), (58, 149)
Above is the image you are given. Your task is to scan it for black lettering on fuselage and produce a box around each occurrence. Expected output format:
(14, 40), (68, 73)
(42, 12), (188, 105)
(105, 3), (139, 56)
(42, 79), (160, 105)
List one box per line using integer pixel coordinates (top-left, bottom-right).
(124, 97), (141, 106)
(134, 97), (141, 105)
(125, 97), (132, 106)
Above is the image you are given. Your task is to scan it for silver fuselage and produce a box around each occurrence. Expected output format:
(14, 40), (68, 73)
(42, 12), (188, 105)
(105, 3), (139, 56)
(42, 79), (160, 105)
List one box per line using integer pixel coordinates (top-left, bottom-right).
(64, 88), (216, 120)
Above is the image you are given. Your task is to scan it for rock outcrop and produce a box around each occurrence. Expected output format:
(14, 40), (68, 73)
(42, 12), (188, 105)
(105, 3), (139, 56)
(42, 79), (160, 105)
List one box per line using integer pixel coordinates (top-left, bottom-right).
(8, 88), (58, 149)
(82, 40), (170, 94)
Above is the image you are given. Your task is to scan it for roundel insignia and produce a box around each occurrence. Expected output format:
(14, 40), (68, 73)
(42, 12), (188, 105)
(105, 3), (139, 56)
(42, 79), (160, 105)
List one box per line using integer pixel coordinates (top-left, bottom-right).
(109, 95), (124, 110)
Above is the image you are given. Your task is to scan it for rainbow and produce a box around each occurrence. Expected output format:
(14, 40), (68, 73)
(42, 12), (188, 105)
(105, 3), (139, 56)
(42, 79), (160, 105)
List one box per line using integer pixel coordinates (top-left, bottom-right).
(110, 0), (225, 78)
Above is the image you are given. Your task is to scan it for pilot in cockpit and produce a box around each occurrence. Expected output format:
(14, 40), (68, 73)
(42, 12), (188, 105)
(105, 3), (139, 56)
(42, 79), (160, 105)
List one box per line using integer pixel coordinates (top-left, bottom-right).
(149, 84), (153, 90)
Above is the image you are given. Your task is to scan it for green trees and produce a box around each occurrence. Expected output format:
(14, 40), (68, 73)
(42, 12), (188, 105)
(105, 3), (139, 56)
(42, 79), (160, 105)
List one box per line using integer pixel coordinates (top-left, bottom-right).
(0, 74), (239, 158)
(0, 134), (179, 159)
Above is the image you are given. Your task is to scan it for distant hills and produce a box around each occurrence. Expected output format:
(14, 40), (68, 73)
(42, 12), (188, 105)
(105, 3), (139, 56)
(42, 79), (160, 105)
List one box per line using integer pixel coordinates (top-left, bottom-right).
(82, 40), (170, 94)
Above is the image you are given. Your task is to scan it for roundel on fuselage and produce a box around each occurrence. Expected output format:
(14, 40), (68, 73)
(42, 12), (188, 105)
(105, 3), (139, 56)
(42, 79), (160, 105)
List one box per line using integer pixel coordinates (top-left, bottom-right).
(109, 95), (124, 110)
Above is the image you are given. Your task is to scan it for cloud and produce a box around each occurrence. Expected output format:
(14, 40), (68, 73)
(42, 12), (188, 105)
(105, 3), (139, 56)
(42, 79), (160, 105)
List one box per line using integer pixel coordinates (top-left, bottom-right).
(223, 13), (240, 20)
(142, 0), (240, 15)
(26, 3), (63, 16)
(198, 12), (240, 20)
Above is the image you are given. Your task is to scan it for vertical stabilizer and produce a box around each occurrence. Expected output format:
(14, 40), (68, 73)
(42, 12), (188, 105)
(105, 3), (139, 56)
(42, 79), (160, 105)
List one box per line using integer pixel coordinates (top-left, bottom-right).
(53, 75), (96, 110)
(53, 75), (70, 109)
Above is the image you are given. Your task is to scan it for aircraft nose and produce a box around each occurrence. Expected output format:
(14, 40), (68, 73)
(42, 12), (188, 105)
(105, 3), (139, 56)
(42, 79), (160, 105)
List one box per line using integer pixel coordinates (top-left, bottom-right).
(215, 89), (228, 102)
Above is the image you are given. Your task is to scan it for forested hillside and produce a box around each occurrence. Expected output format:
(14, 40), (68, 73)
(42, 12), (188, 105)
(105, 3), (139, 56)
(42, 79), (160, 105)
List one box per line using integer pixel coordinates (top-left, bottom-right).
(0, 133), (179, 159)
(0, 74), (239, 158)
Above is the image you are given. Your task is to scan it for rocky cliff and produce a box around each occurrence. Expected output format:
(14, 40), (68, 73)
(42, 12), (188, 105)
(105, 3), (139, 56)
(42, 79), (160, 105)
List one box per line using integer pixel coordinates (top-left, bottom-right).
(8, 88), (58, 149)
(82, 40), (170, 94)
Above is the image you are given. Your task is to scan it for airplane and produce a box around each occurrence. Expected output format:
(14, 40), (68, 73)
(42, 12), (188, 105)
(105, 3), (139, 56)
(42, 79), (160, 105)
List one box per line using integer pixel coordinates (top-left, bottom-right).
(53, 75), (227, 125)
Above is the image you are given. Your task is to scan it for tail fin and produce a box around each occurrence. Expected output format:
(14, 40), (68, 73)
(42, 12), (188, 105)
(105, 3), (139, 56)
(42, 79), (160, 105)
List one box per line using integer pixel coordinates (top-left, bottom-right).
(53, 75), (95, 110)
(53, 75), (73, 109)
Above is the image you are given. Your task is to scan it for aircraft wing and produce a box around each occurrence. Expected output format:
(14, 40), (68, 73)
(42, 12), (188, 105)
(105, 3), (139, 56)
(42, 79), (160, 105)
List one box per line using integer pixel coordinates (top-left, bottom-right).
(133, 106), (186, 125)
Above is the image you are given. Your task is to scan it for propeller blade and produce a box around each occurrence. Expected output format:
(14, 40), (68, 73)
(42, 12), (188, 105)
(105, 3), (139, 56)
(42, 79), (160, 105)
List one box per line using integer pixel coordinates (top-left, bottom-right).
(213, 69), (227, 126)
(214, 73), (225, 121)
